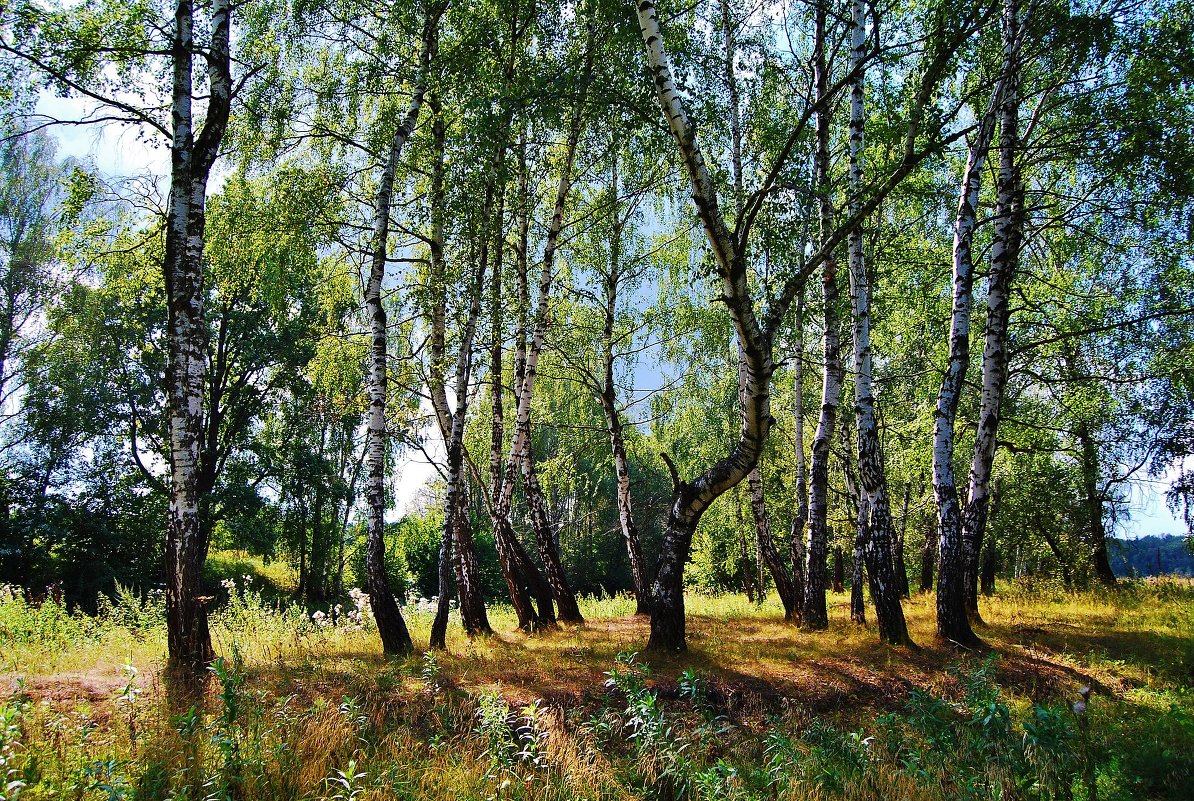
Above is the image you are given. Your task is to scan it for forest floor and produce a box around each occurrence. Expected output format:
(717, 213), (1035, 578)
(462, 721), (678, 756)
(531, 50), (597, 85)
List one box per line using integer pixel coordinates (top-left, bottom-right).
(1, 575), (1191, 800)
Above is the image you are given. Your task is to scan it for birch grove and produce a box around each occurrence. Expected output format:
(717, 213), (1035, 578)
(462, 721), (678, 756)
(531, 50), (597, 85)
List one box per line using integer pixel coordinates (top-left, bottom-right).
(3, 0), (1189, 666)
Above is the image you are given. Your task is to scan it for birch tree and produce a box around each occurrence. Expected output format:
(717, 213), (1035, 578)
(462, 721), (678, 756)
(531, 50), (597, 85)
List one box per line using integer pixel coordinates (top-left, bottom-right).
(1, 0), (238, 673)
(801, 0), (841, 631)
(362, 6), (443, 656)
(932, 34), (1009, 646)
(633, 0), (983, 650)
(425, 96), (493, 647)
(842, 0), (911, 644)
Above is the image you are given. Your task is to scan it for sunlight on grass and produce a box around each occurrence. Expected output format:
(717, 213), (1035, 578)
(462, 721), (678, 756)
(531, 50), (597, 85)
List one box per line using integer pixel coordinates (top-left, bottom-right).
(1, 579), (1191, 800)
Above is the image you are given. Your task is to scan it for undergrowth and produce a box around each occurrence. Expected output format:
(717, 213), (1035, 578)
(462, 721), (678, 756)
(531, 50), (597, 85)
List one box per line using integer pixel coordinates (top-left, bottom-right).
(0, 580), (1190, 800)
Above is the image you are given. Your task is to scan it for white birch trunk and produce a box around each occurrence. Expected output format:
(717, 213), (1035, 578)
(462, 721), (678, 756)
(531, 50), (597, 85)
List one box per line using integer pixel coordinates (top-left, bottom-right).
(844, 0), (910, 645)
(801, 0), (839, 631)
(634, 0), (775, 651)
(363, 10), (440, 655)
(959, 0), (1023, 626)
(163, 0), (231, 676)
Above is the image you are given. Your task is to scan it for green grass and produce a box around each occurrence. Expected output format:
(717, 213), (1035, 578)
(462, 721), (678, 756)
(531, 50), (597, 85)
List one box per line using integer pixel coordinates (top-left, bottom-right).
(0, 578), (1191, 800)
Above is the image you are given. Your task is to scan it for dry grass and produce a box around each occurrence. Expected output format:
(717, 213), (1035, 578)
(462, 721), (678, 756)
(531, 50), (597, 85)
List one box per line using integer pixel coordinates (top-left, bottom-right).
(7, 579), (1189, 726)
(3, 578), (1190, 801)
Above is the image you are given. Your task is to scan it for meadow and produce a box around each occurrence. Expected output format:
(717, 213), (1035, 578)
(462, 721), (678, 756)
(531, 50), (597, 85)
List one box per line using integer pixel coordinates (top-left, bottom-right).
(0, 564), (1191, 801)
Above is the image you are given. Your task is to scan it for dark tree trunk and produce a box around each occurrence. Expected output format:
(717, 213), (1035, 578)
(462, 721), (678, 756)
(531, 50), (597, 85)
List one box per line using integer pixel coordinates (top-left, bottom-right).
(1078, 423), (1117, 586)
(833, 544), (845, 593)
(430, 504), (453, 649)
(850, 524), (866, 624)
(790, 294), (809, 608)
(523, 455), (583, 622)
(920, 523), (937, 592)
(1038, 522), (1073, 588)
(646, 497), (698, 652)
(980, 544), (997, 595)
(751, 466), (799, 621)
(895, 481), (913, 598)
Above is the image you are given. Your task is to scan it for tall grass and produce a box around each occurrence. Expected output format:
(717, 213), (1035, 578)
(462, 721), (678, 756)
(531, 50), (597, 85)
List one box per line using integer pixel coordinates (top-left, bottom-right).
(0, 579), (1190, 800)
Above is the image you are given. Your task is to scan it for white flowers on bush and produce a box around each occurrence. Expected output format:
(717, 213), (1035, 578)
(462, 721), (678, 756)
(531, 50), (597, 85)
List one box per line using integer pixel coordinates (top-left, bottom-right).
(310, 588), (375, 632)
(308, 588), (455, 632)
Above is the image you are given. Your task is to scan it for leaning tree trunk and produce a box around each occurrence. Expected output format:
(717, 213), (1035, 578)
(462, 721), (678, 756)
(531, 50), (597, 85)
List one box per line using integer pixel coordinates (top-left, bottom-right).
(163, 0), (231, 676)
(801, 0), (840, 632)
(635, 0), (776, 651)
(599, 151), (651, 614)
(503, 82), (589, 625)
(738, 339), (799, 620)
(931, 3), (1012, 646)
(750, 464), (799, 620)
(844, 0), (910, 645)
(960, 0), (1024, 627)
(486, 127), (553, 630)
(363, 9), (440, 656)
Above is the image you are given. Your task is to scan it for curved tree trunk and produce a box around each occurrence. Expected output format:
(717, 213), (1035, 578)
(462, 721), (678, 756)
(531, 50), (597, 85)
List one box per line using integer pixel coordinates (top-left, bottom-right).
(496, 52), (593, 625)
(635, 0), (777, 652)
(515, 103), (588, 620)
(427, 98), (493, 648)
(484, 126), (553, 631)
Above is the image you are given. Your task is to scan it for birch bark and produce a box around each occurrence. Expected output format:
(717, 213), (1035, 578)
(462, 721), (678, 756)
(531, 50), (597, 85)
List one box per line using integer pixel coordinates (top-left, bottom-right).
(163, 0), (231, 675)
(802, 0), (840, 631)
(427, 97), (493, 648)
(844, 0), (911, 645)
(933, 5), (1013, 645)
(363, 9), (440, 655)
(634, 0), (775, 651)
(486, 125), (555, 630)
(957, 0), (1024, 628)
(497, 73), (591, 625)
